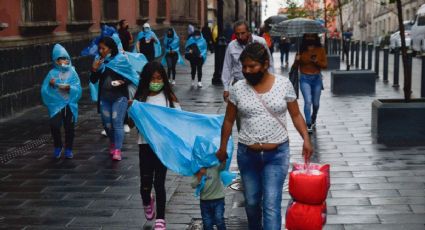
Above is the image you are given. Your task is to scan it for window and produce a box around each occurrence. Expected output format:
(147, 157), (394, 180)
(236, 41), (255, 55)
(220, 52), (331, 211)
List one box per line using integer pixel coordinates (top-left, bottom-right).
(102, 0), (118, 21)
(69, 0), (92, 22)
(418, 16), (425, 26)
(139, 0), (149, 18)
(23, 0), (56, 22)
(157, 0), (166, 18)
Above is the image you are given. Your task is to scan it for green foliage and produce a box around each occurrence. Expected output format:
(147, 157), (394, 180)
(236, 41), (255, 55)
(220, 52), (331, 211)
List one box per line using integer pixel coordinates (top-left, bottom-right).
(285, 0), (308, 19)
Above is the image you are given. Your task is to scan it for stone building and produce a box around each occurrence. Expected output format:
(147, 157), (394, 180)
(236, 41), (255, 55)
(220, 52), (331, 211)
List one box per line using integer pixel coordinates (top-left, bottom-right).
(206, 0), (258, 31)
(0, 0), (206, 119)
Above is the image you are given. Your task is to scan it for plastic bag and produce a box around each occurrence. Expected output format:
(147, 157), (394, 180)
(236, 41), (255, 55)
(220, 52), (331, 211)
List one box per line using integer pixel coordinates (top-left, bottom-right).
(289, 163), (330, 204)
(286, 199), (327, 230)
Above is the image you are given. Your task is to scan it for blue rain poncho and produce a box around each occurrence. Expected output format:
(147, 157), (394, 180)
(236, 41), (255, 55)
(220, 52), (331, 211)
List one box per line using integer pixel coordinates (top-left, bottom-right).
(112, 33), (148, 74)
(41, 44), (82, 122)
(161, 28), (185, 66)
(81, 25), (116, 56)
(185, 35), (208, 63)
(128, 101), (234, 178)
(89, 34), (144, 102)
(133, 30), (162, 58)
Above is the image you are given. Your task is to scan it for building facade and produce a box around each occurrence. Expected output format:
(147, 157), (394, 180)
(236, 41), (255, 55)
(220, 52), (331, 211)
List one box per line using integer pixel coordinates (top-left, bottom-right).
(337, 0), (425, 42)
(0, 0), (206, 119)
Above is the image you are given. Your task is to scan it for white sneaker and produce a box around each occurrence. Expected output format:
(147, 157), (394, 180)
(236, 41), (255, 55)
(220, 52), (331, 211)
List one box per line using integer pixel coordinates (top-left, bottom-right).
(124, 124), (130, 133)
(101, 130), (107, 136)
(172, 80), (176, 85)
(197, 82), (203, 88)
(191, 80), (196, 87)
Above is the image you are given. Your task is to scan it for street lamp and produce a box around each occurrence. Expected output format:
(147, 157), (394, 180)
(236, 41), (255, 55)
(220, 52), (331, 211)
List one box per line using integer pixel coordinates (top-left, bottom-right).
(212, 0), (227, 86)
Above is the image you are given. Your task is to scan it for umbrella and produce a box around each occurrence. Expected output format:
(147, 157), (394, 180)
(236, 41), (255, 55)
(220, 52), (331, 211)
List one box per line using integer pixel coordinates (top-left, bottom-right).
(264, 14), (288, 27)
(271, 18), (327, 38)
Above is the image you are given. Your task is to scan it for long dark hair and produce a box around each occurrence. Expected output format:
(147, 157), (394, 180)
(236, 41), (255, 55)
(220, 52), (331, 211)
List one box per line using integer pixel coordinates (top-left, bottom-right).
(98, 36), (119, 57)
(239, 42), (270, 66)
(134, 61), (177, 108)
(300, 33), (322, 53)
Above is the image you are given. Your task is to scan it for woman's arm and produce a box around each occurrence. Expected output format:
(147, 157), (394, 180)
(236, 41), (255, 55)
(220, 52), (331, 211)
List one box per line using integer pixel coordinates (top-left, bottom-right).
(315, 48), (328, 69)
(216, 102), (237, 162)
(287, 100), (313, 160)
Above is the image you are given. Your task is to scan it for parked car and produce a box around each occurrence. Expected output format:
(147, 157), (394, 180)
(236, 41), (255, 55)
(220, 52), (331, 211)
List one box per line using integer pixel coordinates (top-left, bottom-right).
(390, 21), (413, 52)
(411, 4), (425, 53)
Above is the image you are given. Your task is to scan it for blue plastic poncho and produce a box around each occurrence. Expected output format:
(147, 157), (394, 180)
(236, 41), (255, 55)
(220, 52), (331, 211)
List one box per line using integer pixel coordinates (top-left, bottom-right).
(112, 33), (148, 73)
(128, 101), (234, 177)
(185, 35), (208, 62)
(41, 44), (82, 122)
(81, 25), (117, 56)
(161, 28), (185, 66)
(192, 136), (236, 197)
(89, 34), (144, 102)
(133, 30), (162, 58)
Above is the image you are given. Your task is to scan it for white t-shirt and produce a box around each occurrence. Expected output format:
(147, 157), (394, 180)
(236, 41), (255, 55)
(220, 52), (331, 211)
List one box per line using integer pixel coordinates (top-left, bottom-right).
(229, 76), (296, 145)
(137, 92), (181, 144)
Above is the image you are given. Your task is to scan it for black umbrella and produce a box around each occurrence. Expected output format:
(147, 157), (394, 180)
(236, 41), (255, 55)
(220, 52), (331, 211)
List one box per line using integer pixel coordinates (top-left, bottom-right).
(264, 14), (288, 27)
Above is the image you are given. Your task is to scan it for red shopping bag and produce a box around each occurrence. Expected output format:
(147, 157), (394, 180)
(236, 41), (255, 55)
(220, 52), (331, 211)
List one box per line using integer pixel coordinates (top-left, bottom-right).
(286, 199), (327, 230)
(289, 163), (330, 204)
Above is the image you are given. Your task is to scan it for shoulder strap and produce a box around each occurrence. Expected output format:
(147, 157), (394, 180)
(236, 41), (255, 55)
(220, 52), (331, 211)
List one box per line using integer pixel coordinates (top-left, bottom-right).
(249, 85), (287, 133)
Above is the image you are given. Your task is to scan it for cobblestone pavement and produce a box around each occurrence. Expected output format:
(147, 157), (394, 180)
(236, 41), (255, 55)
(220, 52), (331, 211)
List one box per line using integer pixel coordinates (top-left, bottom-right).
(0, 52), (424, 230)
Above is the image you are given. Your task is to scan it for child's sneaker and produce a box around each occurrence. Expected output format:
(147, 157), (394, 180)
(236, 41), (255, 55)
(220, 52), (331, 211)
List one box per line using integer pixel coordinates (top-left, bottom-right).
(53, 148), (62, 159)
(109, 143), (115, 156)
(144, 193), (156, 220)
(112, 149), (122, 161)
(154, 219), (166, 230)
(64, 149), (73, 159)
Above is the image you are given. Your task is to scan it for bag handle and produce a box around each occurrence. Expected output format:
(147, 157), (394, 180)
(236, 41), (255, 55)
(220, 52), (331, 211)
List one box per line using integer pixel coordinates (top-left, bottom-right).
(249, 86), (287, 133)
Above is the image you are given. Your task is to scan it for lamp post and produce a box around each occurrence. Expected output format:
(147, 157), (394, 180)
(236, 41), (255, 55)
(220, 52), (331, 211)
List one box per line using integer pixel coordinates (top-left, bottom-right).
(212, 0), (227, 85)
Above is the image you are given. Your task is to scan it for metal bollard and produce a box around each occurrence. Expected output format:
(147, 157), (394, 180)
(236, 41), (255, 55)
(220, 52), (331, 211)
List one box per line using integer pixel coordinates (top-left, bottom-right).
(375, 46), (380, 78)
(351, 41), (355, 66)
(368, 43), (373, 70)
(383, 46), (389, 82)
(393, 48), (400, 88)
(422, 53), (425, 97)
(355, 42), (360, 68)
(361, 41), (366, 69)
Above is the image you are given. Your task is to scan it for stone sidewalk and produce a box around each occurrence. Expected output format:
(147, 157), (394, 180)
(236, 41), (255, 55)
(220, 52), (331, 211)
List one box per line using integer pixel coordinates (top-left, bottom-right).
(0, 52), (424, 230)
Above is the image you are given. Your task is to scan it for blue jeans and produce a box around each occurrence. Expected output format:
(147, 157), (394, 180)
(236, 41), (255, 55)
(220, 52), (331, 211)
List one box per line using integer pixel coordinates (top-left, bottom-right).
(200, 198), (226, 230)
(100, 97), (127, 149)
(237, 142), (290, 230)
(300, 73), (322, 125)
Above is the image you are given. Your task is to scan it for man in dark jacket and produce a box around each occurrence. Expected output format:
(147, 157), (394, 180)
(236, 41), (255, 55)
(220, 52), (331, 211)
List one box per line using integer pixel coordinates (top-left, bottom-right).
(118, 19), (133, 51)
(202, 23), (214, 53)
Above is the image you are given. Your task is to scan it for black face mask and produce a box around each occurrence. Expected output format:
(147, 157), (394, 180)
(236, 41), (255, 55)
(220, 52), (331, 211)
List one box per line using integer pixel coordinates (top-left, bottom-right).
(243, 71), (265, 86)
(167, 33), (173, 38)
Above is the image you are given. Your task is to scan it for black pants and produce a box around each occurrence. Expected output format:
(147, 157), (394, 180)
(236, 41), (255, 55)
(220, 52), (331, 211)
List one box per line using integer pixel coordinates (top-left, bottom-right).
(139, 144), (167, 219)
(49, 106), (74, 149)
(189, 57), (203, 82)
(165, 52), (178, 80)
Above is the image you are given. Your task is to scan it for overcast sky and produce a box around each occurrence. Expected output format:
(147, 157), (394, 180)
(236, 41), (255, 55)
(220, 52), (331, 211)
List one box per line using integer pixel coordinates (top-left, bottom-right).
(262, 0), (304, 20)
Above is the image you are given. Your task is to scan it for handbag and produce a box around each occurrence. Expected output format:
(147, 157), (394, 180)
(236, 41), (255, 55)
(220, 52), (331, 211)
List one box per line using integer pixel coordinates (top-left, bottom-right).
(289, 64), (299, 99)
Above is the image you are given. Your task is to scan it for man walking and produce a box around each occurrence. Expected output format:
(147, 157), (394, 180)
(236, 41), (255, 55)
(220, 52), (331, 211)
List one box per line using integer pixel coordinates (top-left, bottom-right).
(222, 21), (274, 102)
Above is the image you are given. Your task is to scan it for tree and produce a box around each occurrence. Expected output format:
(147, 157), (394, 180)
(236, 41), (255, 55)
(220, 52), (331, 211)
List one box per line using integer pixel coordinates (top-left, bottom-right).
(286, 0), (308, 19)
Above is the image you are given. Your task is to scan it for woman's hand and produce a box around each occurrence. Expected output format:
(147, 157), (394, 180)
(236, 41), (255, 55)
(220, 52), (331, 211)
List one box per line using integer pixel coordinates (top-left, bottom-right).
(302, 140), (313, 162)
(128, 100), (134, 106)
(92, 59), (103, 72)
(215, 148), (227, 162)
(295, 54), (301, 61)
(196, 168), (206, 181)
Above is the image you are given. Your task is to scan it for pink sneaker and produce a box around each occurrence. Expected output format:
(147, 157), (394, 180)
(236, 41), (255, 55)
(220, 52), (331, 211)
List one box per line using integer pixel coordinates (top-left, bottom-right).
(109, 143), (115, 155)
(154, 219), (166, 230)
(112, 149), (122, 161)
(144, 193), (156, 221)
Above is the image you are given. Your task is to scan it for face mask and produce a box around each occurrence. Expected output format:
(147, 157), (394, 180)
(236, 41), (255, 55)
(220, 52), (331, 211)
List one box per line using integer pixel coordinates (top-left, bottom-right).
(144, 28), (151, 32)
(194, 36), (200, 39)
(149, 82), (164, 92)
(243, 71), (265, 86)
(167, 33), (173, 38)
(104, 53), (112, 60)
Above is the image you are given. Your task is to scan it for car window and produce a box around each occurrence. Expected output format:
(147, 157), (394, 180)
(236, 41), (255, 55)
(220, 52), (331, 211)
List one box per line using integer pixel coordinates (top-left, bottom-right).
(418, 16), (425, 26)
(404, 23), (413, 30)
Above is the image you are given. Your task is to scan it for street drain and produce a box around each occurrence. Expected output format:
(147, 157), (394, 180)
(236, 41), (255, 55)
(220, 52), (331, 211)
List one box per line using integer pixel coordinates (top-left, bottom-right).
(188, 218), (248, 230)
(0, 134), (51, 164)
